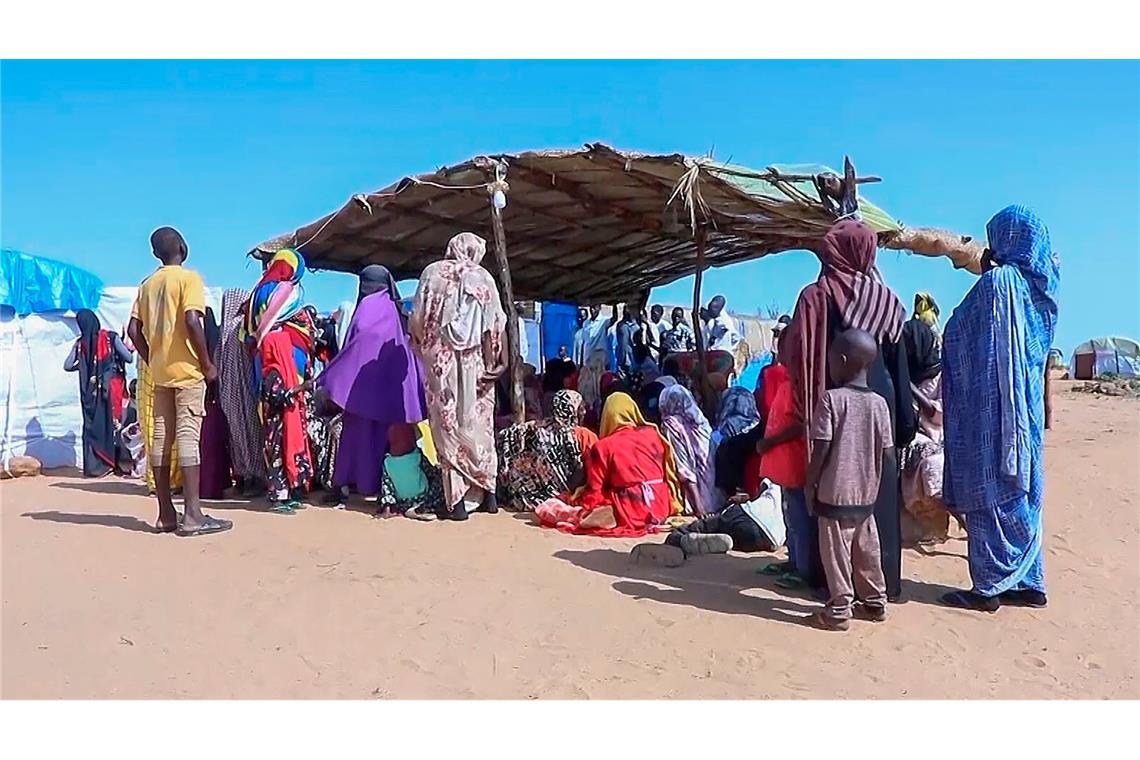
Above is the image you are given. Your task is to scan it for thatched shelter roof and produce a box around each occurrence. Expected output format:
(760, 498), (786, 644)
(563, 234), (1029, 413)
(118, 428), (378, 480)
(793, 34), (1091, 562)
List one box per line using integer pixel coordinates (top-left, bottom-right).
(251, 143), (978, 303)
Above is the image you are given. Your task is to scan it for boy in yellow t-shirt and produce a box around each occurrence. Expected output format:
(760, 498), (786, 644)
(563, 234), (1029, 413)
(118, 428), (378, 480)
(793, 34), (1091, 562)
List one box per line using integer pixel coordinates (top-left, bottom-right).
(128, 227), (231, 538)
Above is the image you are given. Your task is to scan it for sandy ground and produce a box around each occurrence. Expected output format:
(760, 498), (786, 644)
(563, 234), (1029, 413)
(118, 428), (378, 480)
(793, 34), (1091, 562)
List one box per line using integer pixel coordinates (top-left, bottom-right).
(2, 383), (1138, 699)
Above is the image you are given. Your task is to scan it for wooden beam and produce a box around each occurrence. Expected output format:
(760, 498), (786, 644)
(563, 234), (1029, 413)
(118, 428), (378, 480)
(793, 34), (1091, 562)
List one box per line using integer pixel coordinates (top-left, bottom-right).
(691, 226), (710, 409)
(487, 171), (526, 424)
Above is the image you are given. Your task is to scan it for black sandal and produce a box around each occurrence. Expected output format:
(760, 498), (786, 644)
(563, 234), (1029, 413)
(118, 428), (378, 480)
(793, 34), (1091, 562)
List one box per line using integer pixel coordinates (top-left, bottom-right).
(940, 589), (1000, 613)
(176, 515), (233, 537)
(999, 589), (1048, 608)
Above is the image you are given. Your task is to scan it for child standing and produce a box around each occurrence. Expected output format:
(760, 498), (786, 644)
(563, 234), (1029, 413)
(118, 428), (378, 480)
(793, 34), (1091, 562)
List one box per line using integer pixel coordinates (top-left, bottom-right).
(806, 328), (894, 631)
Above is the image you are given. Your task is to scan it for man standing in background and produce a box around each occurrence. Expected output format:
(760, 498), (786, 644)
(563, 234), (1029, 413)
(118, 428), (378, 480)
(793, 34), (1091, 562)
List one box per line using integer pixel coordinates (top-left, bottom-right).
(615, 304), (641, 378)
(128, 227), (232, 537)
(660, 306), (696, 365)
(704, 294), (741, 353)
(645, 304), (668, 363)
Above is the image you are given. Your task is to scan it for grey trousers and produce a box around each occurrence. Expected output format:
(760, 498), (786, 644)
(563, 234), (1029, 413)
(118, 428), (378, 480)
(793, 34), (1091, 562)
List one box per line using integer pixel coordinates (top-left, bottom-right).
(819, 514), (888, 622)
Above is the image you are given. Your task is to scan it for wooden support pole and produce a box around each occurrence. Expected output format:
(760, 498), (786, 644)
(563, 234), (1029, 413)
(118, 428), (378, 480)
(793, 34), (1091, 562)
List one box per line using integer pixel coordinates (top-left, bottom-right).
(488, 167), (526, 424)
(691, 226), (709, 408)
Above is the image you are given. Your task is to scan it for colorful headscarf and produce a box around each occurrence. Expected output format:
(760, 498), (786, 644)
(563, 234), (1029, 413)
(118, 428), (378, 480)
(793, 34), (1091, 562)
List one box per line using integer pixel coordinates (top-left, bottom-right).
(244, 249), (306, 347)
(913, 292), (940, 329)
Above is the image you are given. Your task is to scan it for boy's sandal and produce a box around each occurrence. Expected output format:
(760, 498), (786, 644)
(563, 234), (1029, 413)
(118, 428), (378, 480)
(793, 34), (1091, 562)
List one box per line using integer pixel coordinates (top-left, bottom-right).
(270, 502), (297, 515)
(808, 612), (849, 632)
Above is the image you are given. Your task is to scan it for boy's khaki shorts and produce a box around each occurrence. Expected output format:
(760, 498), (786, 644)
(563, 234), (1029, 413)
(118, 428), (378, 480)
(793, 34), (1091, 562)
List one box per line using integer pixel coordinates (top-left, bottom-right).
(150, 382), (206, 468)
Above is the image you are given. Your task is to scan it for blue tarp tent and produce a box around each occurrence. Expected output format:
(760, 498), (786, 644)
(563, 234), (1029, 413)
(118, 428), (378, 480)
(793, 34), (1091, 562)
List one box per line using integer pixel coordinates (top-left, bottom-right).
(0, 248), (103, 317)
(541, 302), (579, 363)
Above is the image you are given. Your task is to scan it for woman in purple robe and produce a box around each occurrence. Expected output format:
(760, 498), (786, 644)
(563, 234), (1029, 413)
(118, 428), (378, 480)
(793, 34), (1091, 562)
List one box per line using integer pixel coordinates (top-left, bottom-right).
(317, 265), (428, 505)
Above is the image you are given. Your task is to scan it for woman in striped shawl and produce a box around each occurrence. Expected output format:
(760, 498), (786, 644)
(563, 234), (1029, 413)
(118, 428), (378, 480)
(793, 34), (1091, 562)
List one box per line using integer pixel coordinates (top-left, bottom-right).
(783, 219), (917, 601)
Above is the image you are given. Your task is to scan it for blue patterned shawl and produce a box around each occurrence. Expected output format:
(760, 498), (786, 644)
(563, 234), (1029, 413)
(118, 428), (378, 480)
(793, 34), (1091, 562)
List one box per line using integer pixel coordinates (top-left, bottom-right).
(942, 205), (1059, 595)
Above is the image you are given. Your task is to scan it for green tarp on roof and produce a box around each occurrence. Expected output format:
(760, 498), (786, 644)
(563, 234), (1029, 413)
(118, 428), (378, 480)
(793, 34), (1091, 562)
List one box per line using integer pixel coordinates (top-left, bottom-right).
(706, 161), (903, 235)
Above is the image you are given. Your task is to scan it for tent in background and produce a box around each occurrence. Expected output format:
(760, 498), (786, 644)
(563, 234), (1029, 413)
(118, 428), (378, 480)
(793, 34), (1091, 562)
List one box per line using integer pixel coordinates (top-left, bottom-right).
(1069, 336), (1140, 380)
(1, 251), (222, 469)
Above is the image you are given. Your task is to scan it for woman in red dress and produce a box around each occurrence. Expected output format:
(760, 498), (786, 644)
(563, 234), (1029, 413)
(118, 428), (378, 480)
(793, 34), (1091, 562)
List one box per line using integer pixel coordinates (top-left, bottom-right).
(538, 392), (683, 537)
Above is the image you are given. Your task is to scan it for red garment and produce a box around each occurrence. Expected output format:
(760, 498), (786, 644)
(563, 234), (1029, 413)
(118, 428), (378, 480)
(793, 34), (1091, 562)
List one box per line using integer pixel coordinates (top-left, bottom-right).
(82, 330), (126, 471)
(573, 425), (673, 537)
(758, 362), (789, 420)
(259, 329), (310, 489)
(748, 371), (807, 495)
(97, 332), (128, 428)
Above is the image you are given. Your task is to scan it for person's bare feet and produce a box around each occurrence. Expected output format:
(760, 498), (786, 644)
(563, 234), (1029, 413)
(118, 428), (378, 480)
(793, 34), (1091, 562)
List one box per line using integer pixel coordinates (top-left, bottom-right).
(154, 516), (179, 533)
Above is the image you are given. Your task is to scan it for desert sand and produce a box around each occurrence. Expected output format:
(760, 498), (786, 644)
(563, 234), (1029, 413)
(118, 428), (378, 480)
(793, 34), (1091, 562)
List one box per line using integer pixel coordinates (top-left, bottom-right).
(2, 383), (1137, 699)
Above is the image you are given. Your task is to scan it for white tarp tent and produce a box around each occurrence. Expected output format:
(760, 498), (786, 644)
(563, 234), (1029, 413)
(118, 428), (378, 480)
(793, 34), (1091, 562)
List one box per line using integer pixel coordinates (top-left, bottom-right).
(1069, 336), (1140, 380)
(1, 286), (223, 469)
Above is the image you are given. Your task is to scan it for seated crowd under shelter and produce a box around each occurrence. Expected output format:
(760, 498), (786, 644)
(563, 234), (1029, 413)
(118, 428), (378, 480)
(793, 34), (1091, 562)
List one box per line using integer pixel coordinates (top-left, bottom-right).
(91, 205), (1057, 627)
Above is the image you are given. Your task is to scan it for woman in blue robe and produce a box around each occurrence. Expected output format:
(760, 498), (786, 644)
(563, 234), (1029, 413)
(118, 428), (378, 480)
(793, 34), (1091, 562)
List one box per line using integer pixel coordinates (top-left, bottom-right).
(941, 205), (1060, 612)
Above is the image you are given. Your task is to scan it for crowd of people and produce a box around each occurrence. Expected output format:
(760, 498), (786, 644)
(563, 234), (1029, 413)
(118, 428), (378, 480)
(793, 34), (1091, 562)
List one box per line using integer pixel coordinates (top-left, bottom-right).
(68, 204), (1059, 628)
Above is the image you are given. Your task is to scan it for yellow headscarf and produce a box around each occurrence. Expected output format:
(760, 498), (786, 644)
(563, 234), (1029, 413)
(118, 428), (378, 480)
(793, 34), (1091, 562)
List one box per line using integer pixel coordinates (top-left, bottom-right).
(599, 392), (685, 515)
(914, 292), (940, 328)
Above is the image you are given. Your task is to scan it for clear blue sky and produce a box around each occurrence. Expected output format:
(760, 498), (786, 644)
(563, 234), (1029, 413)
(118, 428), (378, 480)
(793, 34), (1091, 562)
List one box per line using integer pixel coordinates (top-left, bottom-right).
(3, 60), (1137, 354)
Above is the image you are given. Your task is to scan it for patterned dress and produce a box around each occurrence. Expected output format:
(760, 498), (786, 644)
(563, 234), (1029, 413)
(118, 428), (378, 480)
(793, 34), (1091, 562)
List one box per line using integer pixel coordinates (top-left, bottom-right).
(409, 233), (507, 508)
(377, 455), (445, 515)
(219, 288), (266, 482)
(496, 391), (595, 511)
(260, 366), (313, 496)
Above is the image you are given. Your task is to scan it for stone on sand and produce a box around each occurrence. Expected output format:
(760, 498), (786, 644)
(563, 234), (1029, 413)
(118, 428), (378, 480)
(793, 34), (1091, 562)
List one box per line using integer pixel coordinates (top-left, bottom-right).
(630, 542), (685, 567)
(1, 455), (42, 479)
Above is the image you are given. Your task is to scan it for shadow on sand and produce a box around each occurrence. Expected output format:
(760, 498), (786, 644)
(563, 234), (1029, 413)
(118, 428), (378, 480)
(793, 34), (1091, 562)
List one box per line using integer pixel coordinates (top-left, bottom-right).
(555, 545), (965, 620)
(553, 547), (818, 628)
(22, 510), (159, 534)
(51, 479), (149, 497)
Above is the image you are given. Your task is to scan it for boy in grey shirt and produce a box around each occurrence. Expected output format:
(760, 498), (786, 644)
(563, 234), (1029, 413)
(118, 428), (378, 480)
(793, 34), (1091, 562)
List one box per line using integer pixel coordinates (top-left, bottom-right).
(806, 328), (893, 631)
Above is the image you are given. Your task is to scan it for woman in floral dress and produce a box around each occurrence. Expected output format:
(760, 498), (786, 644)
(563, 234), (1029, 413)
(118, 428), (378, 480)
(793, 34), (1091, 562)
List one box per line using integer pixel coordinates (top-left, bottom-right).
(409, 232), (507, 521)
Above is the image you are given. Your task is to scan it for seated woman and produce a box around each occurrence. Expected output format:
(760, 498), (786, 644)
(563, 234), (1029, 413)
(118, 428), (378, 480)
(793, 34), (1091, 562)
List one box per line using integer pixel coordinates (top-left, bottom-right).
(712, 386), (761, 454)
(658, 385), (717, 517)
(496, 390), (598, 511)
(536, 392), (682, 537)
(377, 422), (445, 520)
(712, 386), (765, 502)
